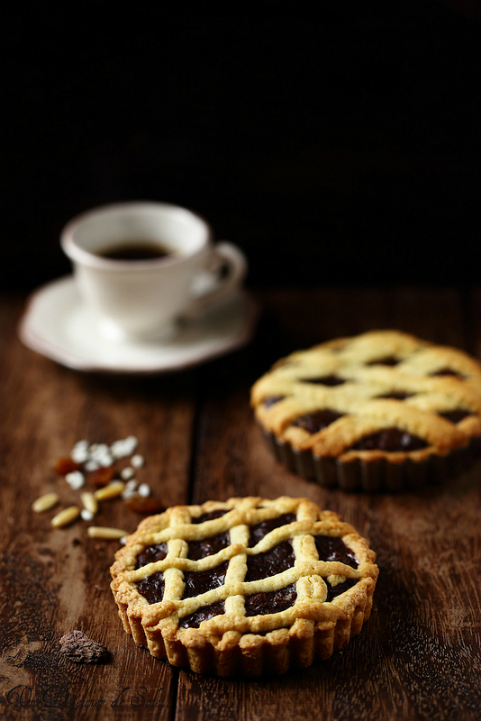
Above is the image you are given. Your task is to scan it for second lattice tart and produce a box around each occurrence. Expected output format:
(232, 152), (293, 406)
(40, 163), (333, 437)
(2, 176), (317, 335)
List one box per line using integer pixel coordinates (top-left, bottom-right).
(251, 330), (481, 491)
(110, 496), (378, 676)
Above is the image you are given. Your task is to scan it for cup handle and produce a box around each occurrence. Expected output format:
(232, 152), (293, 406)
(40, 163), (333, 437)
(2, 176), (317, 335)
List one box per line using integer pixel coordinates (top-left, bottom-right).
(182, 242), (248, 321)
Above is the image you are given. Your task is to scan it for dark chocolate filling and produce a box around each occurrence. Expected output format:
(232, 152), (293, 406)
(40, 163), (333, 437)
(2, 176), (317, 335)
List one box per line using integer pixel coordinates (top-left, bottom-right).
(179, 601), (225, 629)
(246, 541), (294, 582)
(136, 537), (360, 612)
(274, 359), (294, 368)
(300, 374), (346, 386)
(291, 409), (344, 434)
(249, 513), (296, 546)
(325, 578), (358, 602)
(263, 395), (286, 407)
(192, 510), (227, 524)
(182, 561), (229, 599)
(188, 531), (230, 560)
(376, 391), (414, 401)
(245, 583), (297, 616)
(431, 367), (463, 378)
(439, 409), (473, 423)
(367, 355), (400, 366)
(351, 427), (427, 451)
(136, 571), (165, 604)
(315, 536), (358, 569)
(135, 542), (168, 569)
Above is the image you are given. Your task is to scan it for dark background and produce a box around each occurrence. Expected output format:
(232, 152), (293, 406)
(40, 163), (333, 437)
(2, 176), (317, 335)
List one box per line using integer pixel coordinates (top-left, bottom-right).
(2, 0), (481, 292)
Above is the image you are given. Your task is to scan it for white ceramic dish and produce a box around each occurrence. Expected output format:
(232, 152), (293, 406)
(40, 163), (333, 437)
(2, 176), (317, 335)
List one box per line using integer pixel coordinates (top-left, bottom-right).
(19, 276), (259, 374)
(60, 201), (247, 340)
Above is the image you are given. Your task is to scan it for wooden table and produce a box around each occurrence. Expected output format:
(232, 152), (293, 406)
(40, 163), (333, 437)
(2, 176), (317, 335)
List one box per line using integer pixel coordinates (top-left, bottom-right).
(1, 286), (480, 721)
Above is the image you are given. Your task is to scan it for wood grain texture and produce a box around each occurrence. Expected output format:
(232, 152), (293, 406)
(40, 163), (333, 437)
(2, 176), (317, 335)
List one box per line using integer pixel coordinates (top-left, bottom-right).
(1, 287), (480, 721)
(181, 287), (481, 721)
(0, 308), (195, 720)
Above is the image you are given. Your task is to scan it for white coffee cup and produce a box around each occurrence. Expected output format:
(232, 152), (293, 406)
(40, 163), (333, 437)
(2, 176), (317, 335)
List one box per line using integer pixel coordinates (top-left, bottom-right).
(61, 201), (247, 340)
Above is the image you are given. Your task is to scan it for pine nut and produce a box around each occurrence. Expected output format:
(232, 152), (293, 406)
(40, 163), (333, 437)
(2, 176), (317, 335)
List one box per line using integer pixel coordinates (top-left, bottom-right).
(51, 506), (80, 528)
(87, 526), (129, 540)
(32, 492), (60, 513)
(94, 481), (125, 501)
(80, 492), (98, 515)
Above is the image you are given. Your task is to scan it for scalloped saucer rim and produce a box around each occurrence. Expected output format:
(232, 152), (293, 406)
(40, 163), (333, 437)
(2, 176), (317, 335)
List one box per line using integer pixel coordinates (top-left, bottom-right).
(18, 275), (259, 374)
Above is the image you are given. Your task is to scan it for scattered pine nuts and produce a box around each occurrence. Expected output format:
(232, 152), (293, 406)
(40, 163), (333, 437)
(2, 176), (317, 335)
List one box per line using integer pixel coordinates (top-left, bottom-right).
(87, 526), (129, 540)
(80, 492), (98, 515)
(32, 492), (60, 513)
(51, 506), (80, 528)
(94, 481), (125, 501)
(45, 436), (150, 542)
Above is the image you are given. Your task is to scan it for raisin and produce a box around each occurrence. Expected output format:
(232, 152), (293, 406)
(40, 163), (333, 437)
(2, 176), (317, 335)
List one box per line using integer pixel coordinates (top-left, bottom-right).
(88, 466), (116, 487)
(125, 495), (165, 514)
(54, 457), (81, 475)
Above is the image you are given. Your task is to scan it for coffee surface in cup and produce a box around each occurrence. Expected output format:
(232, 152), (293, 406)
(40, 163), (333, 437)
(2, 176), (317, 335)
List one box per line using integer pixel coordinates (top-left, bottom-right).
(98, 242), (172, 261)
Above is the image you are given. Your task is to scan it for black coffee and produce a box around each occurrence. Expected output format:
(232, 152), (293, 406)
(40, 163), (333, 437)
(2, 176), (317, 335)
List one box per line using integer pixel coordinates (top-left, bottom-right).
(98, 242), (172, 261)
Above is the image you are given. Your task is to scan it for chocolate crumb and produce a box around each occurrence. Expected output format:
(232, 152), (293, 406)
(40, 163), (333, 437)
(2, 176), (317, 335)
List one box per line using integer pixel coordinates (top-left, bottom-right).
(59, 631), (110, 664)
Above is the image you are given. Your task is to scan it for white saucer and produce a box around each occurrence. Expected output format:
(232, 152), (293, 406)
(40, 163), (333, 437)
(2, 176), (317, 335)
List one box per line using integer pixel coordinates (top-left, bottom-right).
(19, 276), (260, 374)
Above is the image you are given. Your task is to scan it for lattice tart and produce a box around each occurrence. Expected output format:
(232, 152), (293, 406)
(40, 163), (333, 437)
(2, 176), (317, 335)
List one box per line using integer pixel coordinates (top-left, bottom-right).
(251, 330), (481, 491)
(110, 496), (378, 676)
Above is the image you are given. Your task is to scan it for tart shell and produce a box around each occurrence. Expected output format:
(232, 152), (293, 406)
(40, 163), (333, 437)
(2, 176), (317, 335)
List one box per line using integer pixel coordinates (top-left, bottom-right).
(110, 496), (378, 676)
(261, 427), (481, 492)
(111, 593), (375, 676)
(251, 330), (481, 492)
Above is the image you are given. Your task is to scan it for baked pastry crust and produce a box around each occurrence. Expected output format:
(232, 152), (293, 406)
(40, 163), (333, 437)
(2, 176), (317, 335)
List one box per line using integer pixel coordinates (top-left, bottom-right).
(110, 496), (378, 676)
(251, 330), (481, 490)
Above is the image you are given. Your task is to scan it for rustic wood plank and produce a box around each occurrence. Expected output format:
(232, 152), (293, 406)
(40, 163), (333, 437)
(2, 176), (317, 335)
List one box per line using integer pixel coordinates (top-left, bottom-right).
(0, 300), (197, 720)
(177, 286), (481, 721)
(2, 287), (480, 721)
